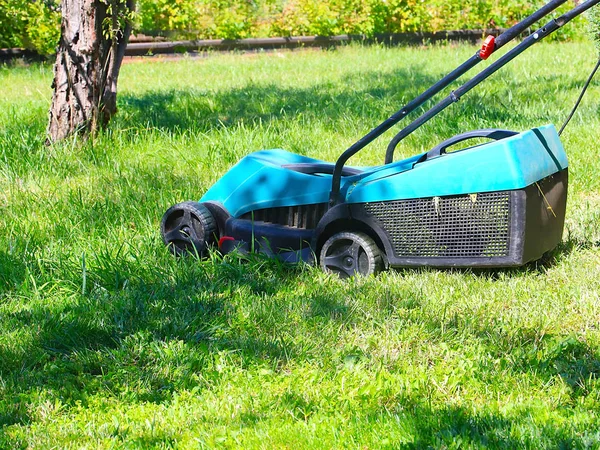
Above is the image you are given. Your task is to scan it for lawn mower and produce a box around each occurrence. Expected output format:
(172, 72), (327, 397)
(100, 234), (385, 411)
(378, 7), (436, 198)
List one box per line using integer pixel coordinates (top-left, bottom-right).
(161, 0), (600, 278)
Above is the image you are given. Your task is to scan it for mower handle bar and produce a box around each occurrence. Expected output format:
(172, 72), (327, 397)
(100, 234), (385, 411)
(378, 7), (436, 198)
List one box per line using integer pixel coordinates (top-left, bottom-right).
(383, 0), (600, 166)
(417, 129), (519, 163)
(282, 163), (362, 176)
(329, 0), (569, 205)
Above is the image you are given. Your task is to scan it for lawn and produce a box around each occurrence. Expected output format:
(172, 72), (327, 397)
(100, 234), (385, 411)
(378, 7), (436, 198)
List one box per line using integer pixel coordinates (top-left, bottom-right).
(1, 41), (599, 449)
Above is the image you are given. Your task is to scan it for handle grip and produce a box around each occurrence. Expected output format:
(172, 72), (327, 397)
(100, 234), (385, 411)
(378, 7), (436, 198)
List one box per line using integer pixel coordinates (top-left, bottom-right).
(423, 129), (518, 161)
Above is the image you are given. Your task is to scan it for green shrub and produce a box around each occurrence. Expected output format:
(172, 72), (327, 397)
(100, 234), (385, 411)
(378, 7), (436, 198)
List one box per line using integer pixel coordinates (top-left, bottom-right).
(0, 0), (593, 55)
(0, 0), (60, 54)
(587, 3), (600, 52)
(132, 0), (576, 40)
(268, 0), (374, 37)
(135, 0), (280, 39)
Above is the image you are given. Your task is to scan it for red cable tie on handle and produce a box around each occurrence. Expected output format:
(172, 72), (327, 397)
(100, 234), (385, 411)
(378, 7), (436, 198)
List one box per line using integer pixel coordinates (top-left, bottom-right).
(480, 35), (496, 60)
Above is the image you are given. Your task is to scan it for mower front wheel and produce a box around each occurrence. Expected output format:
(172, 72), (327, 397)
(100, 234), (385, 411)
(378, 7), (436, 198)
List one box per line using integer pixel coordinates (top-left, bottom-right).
(319, 231), (383, 278)
(161, 201), (217, 257)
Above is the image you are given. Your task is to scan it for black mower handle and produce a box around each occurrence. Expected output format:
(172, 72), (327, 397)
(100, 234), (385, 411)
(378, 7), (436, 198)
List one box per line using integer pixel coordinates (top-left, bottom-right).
(282, 163), (362, 176)
(421, 129), (519, 161)
(329, 0), (599, 206)
(383, 0), (600, 167)
(328, 0), (573, 205)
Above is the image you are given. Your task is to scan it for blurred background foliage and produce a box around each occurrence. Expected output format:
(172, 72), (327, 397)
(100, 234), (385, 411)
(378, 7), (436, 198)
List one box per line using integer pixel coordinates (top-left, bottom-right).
(0, 0), (589, 55)
(0, 0), (61, 54)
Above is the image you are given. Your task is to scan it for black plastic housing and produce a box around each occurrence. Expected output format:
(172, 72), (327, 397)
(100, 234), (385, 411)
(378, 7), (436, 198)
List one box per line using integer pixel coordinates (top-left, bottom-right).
(219, 170), (567, 269)
(224, 217), (314, 255)
(357, 169), (568, 268)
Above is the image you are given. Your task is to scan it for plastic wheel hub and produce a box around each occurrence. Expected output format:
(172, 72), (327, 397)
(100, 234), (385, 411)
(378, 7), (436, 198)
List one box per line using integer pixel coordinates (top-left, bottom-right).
(161, 201), (217, 256)
(320, 231), (383, 278)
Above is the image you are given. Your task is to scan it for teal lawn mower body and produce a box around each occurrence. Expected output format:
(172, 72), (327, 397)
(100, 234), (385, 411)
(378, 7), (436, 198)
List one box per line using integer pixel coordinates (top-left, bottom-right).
(201, 125), (566, 213)
(161, 0), (598, 277)
(194, 125), (568, 272)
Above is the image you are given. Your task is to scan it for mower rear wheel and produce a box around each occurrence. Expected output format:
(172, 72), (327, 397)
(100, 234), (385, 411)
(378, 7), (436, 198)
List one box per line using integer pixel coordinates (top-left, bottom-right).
(320, 231), (383, 278)
(161, 201), (217, 257)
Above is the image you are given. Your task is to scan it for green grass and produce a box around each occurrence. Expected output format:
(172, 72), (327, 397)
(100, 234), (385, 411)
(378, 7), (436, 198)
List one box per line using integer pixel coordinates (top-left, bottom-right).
(1, 41), (600, 449)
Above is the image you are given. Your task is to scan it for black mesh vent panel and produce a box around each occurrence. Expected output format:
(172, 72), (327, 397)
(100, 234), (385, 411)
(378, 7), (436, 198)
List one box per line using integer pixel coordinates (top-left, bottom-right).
(240, 203), (328, 229)
(364, 192), (511, 258)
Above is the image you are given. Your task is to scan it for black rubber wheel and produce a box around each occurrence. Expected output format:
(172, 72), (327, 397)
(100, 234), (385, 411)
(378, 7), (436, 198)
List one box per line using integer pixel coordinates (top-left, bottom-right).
(319, 231), (383, 278)
(161, 201), (217, 257)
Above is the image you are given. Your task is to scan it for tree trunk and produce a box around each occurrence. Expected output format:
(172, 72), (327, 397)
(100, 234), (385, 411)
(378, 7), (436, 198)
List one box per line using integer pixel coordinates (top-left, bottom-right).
(47, 0), (134, 143)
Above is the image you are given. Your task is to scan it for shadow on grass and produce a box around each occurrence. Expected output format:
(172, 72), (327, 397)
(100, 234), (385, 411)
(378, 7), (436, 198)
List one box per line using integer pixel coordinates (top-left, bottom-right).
(400, 402), (523, 448)
(117, 67), (440, 134)
(115, 64), (558, 139)
(467, 234), (600, 281)
(525, 335), (600, 398)
(386, 399), (596, 448)
(492, 329), (600, 397)
(418, 301), (600, 402)
(0, 250), (27, 296)
(113, 64), (586, 146)
(0, 250), (304, 411)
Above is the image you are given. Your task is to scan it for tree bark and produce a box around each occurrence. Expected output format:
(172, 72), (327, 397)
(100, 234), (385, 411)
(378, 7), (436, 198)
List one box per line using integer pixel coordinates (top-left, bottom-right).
(47, 0), (134, 143)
